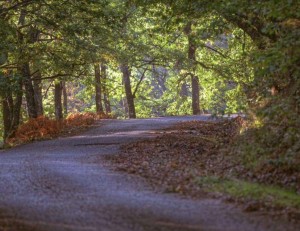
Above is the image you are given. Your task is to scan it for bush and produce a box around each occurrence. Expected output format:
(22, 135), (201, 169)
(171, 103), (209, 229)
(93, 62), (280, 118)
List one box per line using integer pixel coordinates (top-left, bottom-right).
(7, 116), (61, 145)
(6, 112), (114, 146)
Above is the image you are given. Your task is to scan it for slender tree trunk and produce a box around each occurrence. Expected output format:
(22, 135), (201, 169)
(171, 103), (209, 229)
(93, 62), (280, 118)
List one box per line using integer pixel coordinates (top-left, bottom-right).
(185, 22), (200, 115)
(54, 81), (63, 120)
(2, 97), (11, 140)
(94, 64), (104, 114)
(1, 86), (12, 140)
(101, 64), (111, 113)
(120, 64), (136, 119)
(62, 81), (68, 116)
(19, 63), (37, 118)
(0, 53), (10, 140)
(33, 71), (43, 116)
(29, 26), (42, 116)
(191, 75), (200, 115)
(17, 10), (37, 118)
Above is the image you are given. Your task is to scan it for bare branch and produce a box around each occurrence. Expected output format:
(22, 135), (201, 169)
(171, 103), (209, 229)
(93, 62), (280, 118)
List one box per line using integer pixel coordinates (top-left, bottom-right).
(132, 68), (149, 98)
(200, 44), (229, 59)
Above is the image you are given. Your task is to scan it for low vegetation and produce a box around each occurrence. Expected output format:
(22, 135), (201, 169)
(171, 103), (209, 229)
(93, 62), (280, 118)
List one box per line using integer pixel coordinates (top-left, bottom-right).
(197, 176), (300, 210)
(4, 112), (113, 147)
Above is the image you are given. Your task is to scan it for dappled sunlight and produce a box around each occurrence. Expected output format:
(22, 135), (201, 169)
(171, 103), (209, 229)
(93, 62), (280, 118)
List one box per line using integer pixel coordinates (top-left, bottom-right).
(0, 0), (298, 229)
(72, 130), (156, 139)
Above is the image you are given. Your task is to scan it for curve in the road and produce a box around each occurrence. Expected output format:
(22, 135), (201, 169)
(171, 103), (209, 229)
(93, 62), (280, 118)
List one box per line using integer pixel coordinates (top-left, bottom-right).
(0, 116), (298, 231)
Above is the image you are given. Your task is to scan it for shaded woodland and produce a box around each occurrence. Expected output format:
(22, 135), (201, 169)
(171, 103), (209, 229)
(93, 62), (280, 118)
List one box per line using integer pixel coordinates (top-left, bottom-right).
(0, 0), (299, 171)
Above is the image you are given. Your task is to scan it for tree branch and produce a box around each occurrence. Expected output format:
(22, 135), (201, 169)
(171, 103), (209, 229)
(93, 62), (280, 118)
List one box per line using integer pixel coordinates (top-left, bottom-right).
(132, 68), (148, 98)
(0, 0), (35, 16)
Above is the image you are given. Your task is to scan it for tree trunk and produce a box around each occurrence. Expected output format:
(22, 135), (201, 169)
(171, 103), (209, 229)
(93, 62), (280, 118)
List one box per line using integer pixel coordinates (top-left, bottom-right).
(191, 75), (200, 115)
(101, 64), (111, 114)
(62, 81), (68, 116)
(54, 81), (63, 120)
(17, 11), (37, 119)
(120, 64), (136, 119)
(33, 71), (44, 116)
(185, 22), (200, 115)
(1, 57), (23, 140)
(94, 64), (104, 114)
(2, 97), (11, 140)
(1, 85), (12, 140)
(19, 63), (37, 118)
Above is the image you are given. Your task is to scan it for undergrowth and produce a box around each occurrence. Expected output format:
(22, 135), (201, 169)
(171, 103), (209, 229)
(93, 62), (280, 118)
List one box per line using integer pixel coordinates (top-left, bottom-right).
(229, 106), (300, 193)
(5, 112), (113, 146)
(197, 176), (300, 209)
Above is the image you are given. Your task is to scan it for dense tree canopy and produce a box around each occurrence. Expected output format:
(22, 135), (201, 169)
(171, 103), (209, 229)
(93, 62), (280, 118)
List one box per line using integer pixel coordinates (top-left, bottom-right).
(0, 0), (299, 162)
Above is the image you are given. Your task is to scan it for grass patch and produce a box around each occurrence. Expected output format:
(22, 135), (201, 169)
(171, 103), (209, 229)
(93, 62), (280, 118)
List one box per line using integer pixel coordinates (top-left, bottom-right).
(196, 176), (300, 209)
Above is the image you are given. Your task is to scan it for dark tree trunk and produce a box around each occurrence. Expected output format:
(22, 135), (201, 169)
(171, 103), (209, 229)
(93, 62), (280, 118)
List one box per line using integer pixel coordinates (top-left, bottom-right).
(101, 64), (111, 114)
(1, 64), (23, 140)
(17, 11), (37, 119)
(191, 75), (200, 115)
(29, 25), (42, 116)
(54, 81), (63, 120)
(120, 64), (136, 119)
(94, 64), (104, 114)
(2, 97), (11, 140)
(19, 63), (37, 118)
(62, 81), (68, 116)
(185, 22), (201, 115)
(33, 71), (43, 116)
(1, 87), (12, 140)
(0, 71), (22, 140)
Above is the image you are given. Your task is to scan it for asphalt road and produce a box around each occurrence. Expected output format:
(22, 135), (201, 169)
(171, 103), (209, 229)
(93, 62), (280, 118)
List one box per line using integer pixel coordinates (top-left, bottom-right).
(0, 116), (298, 231)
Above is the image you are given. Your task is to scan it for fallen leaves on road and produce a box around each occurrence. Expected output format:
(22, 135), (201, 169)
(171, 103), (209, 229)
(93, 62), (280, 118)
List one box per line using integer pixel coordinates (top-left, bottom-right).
(107, 117), (243, 196)
(106, 116), (300, 218)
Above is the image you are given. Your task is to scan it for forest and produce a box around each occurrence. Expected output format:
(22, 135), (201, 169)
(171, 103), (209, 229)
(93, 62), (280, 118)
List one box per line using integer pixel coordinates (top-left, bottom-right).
(0, 0), (299, 163)
(0, 0), (299, 228)
(0, 0), (299, 142)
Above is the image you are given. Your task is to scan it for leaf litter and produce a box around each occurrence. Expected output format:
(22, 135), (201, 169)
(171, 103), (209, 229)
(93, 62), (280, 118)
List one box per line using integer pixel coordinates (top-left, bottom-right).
(106, 116), (300, 221)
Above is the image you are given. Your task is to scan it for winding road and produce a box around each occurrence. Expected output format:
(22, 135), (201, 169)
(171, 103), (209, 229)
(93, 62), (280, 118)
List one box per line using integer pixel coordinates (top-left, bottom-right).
(0, 116), (298, 231)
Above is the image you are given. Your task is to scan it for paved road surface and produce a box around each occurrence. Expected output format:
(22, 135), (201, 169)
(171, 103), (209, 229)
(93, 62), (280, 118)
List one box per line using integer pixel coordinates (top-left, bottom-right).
(0, 116), (298, 231)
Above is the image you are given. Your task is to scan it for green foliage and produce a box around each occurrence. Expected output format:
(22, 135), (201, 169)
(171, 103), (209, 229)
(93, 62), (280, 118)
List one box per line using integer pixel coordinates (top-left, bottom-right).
(0, 0), (299, 161)
(197, 176), (300, 209)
